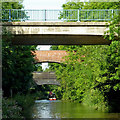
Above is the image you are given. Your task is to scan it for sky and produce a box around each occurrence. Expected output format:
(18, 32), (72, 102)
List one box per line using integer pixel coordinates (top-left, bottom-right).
(23, 0), (66, 9)
(23, 0), (66, 70)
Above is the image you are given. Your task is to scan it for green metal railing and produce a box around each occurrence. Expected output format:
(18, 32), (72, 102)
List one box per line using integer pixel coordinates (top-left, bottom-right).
(1, 9), (119, 22)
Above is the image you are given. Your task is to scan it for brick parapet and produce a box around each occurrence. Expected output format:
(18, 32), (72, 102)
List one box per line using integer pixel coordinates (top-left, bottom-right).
(33, 50), (68, 63)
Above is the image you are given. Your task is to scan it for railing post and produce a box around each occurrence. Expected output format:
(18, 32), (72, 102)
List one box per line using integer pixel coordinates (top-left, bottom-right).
(77, 9), (80, 22)
(111, 9), (114, 19)
(44, 9), (46, 21)
(9, 9), (11, 22)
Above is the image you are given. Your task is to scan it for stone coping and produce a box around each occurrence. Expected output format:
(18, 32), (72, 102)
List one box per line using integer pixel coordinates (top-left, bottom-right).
(2, 22), (109, 26)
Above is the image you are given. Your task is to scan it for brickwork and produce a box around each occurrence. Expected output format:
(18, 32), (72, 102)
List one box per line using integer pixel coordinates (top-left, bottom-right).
(33, 50), (68, 63)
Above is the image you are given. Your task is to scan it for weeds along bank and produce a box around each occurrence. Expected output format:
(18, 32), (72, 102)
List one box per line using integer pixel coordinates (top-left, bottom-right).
(2, 90), (48, 119)
(2, 94), (35, 118)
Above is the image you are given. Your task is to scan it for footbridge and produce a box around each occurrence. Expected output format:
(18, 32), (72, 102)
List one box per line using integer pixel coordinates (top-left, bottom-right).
(2, 9), (118, 45)
(33, 72), (60, 85)
(3, 22), (110, 45)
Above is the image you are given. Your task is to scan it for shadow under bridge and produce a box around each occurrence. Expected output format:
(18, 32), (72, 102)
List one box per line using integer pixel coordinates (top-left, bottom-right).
(33, 72), (60, 86)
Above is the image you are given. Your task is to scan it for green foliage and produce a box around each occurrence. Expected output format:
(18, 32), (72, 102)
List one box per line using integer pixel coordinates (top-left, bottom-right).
(2, 94), (35, 119)
(2, 98), (23, 118)
(2, 29), (36, 96)
(13, 94), (34, 109)
(2, 1), (37, 96)
(83, 2), (119, 9)
(60, 2), (119, 22)
(2, 1), (24, 9)
(32, 91), (47, 100)
(83, 89), (109, 112)
(50, 41), (120, 112)
(62, 2), (84, 9)
(2, 1), (37, 119)
(13, 94), (35, 118)
(49, 2), (120, 112)
(35, 63), (43, 72)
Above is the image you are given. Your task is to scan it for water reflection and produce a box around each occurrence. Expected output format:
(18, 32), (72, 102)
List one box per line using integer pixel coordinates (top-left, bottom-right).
(32, 100), (120, 118)
(33, 100), (61, 118)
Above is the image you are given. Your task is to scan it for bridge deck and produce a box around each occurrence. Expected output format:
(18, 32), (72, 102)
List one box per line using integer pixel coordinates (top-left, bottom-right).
(3, 22), (111, 45)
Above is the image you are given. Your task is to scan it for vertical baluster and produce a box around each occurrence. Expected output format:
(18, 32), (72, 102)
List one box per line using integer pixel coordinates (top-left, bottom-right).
(69, 10), (70, 21)
(99, 10), (100, 21)
(33, 10), (34, 21)
(65, 10), (66, 21)
(86, 10), (90, 20)
(92, 10), (93, 21)
(38, 10), (39, 21)
(12, 9), (14, 21)
(106, 9), (108, 21)
(77, 9), (80, 22)
(87, 10), (88, 21)
(79, 9), (81, 21)
(52, 10), (53, 21)
(67, 10), (69, 21)
(17, 9), (18, 20)
(20, 9), (22, 21)
(98, 10), (100, 21)
(31, 10), (32, 21)
(44, 9), (46, 21)
(112, 9), (113, 19)
(9, 9), (11, 22)
(103, 10), (105, 21)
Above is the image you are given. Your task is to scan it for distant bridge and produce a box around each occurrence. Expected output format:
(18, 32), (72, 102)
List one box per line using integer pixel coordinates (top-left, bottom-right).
(33, 50), (68, 63)
(33, 72), (60, 85)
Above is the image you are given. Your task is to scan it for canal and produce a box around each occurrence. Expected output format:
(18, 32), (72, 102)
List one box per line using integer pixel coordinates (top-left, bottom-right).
(32, 100), (120, 118)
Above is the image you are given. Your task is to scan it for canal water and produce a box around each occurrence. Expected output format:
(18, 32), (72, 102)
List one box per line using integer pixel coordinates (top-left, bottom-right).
(32, 100), (120, 118)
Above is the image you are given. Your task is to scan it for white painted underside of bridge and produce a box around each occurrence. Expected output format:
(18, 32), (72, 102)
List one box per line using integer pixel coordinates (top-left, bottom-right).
(3, 22), (111, 45)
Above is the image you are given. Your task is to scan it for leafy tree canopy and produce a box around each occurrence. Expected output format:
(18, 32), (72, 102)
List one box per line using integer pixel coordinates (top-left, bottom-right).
(2, 1), (37, 97)
(2, 1), (24, 9)
(49, 2), (120, 112)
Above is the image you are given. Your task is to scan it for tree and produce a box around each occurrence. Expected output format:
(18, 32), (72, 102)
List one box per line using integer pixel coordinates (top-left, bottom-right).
(50, 2), (120, 112)
(100, 11), (120, 112)
(2, 1), (24, 9)
(60, 2), (119, 22)
(2, 2), (37, 97)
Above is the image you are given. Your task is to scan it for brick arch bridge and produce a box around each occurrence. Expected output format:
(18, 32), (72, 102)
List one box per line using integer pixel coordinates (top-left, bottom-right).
(33, 50), (68, 63)
(32, 50), (85, 85)
(32, 50), (68, 85)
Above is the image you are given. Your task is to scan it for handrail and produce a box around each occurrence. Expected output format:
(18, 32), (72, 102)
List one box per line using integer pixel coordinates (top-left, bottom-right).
(1, 9), (119, 22)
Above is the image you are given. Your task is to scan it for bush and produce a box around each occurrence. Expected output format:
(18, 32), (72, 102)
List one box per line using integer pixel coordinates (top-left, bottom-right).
(82, 89), (109, 112)
(2, 94), (35, 119)
(2, 98), (23, 118)
(13, 94), (35, 118)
